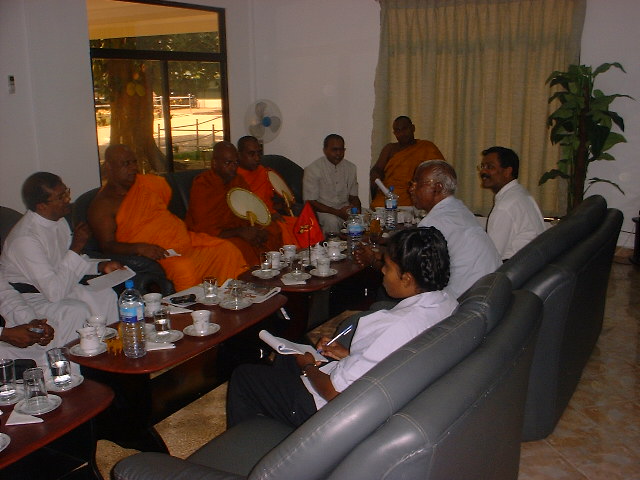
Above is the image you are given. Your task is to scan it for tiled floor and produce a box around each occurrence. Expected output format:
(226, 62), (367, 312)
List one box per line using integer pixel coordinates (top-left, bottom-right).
(519, 253), (640, 479)
(97, 253), (640, 479)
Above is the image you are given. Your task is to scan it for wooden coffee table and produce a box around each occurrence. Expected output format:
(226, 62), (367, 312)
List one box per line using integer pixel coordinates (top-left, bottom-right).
(0, 378), (114, 479)
(240, 258), (378, 340)
(67, 294), (286, 453)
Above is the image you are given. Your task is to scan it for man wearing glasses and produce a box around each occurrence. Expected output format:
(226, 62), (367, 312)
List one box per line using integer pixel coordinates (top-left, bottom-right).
(478, 147), (545, 261)
(0, 172), (121, 350)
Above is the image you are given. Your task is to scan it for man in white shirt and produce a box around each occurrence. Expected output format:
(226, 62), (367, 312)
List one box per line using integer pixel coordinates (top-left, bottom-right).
(303, 134), (361, 234)
(479, 147), (545, 260)
(409, 160), (501, 297)
(0, 272), (55, 364)
(0, 172), (121, 355)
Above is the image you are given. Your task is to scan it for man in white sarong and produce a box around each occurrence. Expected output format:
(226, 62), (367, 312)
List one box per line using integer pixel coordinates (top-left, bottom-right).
(0, 172), (121, 360)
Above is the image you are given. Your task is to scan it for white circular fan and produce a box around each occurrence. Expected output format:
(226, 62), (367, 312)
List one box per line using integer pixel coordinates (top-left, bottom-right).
(245, 100), (282, 143)
(227, 187), (271, 226)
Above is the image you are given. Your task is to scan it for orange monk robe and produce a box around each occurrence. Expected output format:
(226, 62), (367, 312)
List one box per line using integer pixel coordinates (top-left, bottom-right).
(115, 174), (248, 291)
(237, 165), (300, 247)
(371, 139), (445, 207)
(185, 170), (283, 266)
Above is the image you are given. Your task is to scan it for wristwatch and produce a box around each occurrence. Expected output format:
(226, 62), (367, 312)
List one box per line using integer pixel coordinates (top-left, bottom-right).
(301, 363), (316, 377)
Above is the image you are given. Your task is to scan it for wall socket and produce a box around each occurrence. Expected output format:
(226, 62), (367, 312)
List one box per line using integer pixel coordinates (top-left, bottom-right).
(8, 75), (15, 94)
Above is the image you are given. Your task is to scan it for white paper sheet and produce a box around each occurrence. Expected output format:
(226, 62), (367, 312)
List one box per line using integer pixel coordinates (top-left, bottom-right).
(86, 266), (136, 291)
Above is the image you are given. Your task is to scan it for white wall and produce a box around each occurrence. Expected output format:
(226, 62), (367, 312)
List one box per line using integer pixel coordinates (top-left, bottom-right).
(580, 0), (640, 249)
(1, 0), (637, 246)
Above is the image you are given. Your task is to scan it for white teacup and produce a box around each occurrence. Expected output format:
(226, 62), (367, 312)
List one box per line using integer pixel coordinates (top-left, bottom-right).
(267, 251), (282, 269)
(280, 245), (297, 262)
(143, 293), (162, 317)
(191, 310), (211, 335)
(77, 326), (101, 354)
(86, 315), (107, 339)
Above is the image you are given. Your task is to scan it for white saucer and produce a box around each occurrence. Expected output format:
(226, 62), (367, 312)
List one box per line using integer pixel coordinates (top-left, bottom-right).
(282, 272), (311, 282)
(0, 387), (24, 406)
(69, 343), (107, 357)
(103, 327), (118, 340)
(45, 374), (84, 392)
(199, 296), (220, 306)
(251, 269), (280, 279)
(15, 394), (62, 416)
(149, 329), (184, 343)
(0, 433), (10, 453)
(183, 323), (221, 337)
(310, 268), (338, 278)
(219, 297), (253, 310)
(328, 253), (347, 261)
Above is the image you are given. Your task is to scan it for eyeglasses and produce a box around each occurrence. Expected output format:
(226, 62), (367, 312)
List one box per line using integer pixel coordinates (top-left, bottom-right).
(408, 179), (436, 189)
(47, 187), (70, 203)
(476, 163), (497, 171)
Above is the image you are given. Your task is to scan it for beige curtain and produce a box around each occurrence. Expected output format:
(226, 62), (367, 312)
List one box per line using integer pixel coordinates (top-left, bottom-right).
(372, 0), (586, 216)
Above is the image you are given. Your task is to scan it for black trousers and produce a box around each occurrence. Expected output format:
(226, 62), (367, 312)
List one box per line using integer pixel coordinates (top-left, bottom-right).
(226, 355), (317, 429)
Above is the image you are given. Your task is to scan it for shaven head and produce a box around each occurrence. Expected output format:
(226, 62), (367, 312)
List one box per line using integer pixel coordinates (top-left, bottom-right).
(104, 144), (138, 189)
(212, 141), (239, 183)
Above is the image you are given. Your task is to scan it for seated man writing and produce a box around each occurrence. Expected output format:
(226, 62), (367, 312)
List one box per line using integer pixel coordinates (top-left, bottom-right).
(0, 173), (120, 353)
(370, 116), (445, 207)
(236, 135), (299, 246)
(88, 144), (247, 291)
(226, 227), (457, 428)
(186, 141), (283, 267)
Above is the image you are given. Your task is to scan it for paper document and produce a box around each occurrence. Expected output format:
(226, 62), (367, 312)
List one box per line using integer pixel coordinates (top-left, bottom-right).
(86, 266), (135, 291)
(259, 330), (327, 363)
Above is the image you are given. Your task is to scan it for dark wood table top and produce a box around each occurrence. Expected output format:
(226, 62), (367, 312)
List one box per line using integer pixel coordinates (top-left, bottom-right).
(0, 379), (114, 469)
(67, 294), (287, 375)
(240, 258), (365, 293)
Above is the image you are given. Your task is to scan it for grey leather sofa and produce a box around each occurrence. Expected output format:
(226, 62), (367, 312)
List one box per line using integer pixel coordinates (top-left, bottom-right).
(113, 272), (542, 480)
(495, 194), (623, 441)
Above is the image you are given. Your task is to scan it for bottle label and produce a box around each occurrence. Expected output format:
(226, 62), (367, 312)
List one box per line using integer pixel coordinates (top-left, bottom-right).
(120, 306), (139, 323)
(385, 198), (397, 209)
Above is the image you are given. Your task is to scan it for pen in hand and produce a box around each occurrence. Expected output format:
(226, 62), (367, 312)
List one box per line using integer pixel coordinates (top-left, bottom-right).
(318, 324), (353, 353)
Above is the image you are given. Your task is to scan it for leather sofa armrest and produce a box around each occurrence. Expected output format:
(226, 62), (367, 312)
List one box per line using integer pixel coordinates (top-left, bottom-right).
(113, 453), (246, 480)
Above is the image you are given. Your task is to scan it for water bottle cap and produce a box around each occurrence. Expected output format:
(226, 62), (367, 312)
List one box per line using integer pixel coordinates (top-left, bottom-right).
(351, 207), (358, 214)
(124, 279), (134, 289)
(389, 185), (394, 191)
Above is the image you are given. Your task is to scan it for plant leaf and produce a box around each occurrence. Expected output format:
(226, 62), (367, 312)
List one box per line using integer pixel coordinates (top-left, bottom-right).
(586, 177), (625, 195)
(539, 169), (569, 185)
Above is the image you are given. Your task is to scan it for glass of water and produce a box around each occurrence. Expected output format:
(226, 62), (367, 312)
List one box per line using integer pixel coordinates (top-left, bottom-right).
(202, 276), (218, 304)
(46, 347), (72, 388)
(153, 306), (172, 340)
(0, 359), (17, 405)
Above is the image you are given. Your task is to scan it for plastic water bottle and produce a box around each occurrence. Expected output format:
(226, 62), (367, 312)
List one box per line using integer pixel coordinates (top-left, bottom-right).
(119, 279), (146, 358)
(385, 186), (398, 230)
(346, 207), (364, 257)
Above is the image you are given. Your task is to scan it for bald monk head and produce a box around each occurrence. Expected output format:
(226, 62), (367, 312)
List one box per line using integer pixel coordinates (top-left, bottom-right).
(212, 141), (240, 184)
(392, 116), (416, 147)
(104, 144), (139, 190)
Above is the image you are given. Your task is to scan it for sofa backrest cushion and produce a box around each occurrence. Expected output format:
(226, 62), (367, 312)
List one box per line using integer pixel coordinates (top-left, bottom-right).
(72, 188), (102, 253)
(163, 169), (206, 219)
(498, 194), (607, 289)
(0, 206), (23, 252)
(250, 273), (512, 480)
(328, 288), (541, 480)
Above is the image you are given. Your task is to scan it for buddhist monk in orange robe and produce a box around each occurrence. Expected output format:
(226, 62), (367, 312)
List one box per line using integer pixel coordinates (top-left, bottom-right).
(370, 116), (445, 207)
(185, 141), (283, 267)
(236, 136), (300, 247)
(88, 145), (247, 292)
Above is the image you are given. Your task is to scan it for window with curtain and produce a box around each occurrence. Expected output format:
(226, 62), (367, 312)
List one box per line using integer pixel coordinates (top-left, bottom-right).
(372, 0), (586, 216)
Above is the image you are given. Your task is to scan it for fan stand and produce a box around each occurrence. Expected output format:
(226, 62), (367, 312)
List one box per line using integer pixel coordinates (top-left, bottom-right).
(246, 211), (258, 227)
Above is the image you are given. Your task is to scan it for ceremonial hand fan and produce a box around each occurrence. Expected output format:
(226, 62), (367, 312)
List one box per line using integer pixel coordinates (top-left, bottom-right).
(267, 170), (295, 216)
(227, 188), (271, 226)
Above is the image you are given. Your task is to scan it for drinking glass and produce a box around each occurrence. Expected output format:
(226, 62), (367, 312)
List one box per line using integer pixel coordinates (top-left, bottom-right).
(46, 347), (72, 388)
(203, 276), (218, 304)
(23, 367), (49, 413)
(153, 307), (172, 340)
(260, 253), (271, 271)
(0, 359), (17, 405)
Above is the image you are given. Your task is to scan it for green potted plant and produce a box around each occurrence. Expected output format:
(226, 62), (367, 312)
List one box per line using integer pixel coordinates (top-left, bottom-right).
(540, 62), (632, 211)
